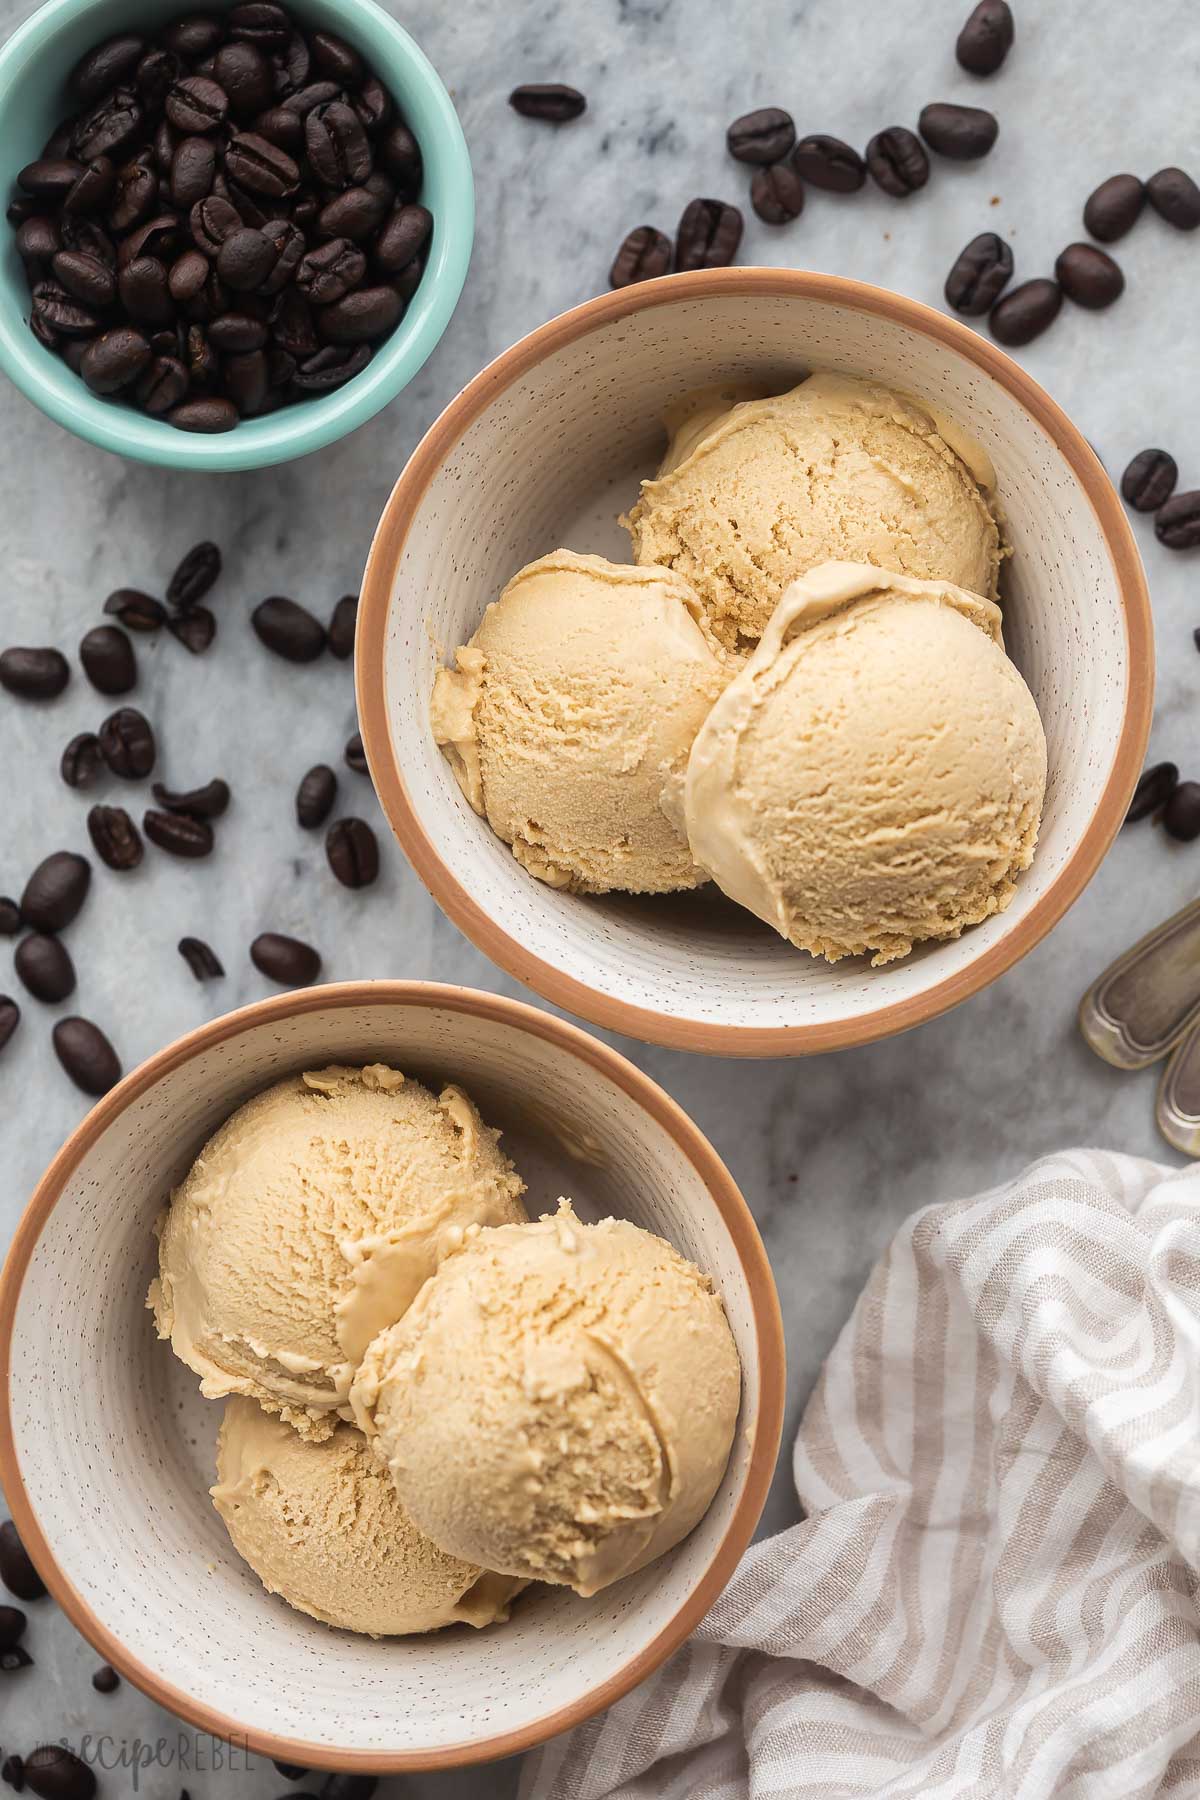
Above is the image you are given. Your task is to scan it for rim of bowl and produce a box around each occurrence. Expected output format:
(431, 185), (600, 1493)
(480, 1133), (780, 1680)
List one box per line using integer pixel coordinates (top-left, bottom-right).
(0, 0), (474, 471)
(0, 979), (786, 1772)
(356, 266), (1154, 1057)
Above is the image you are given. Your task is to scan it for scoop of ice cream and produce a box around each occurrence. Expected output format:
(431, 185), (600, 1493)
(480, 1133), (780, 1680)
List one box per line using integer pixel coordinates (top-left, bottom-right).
(211, 1397), (521, 1636)
(350, 1201), (741, 1597)
(429, 549), (733, 895)
(683, 561), (1046, 966)
(625, 373), (1003, 652)
(149, 1064), (526, 1438)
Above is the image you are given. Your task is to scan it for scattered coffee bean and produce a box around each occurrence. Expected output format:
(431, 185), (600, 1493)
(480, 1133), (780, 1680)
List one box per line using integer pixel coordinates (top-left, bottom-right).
(0, 1606), (25, 1649)
(0, 647), (70, 701)
(918, 102), (998, 160)
(0, 899), (19, 935)
(144, 809), (214, 857)
(152, 777), (230, 818)
(1054, 242), (1123, 309)
(15, 934), (75, 1004)
(1, 1647), (33, 1674)
(251, 931), (321, 986)
(508, 84), (585, 123)
(103, 588), (165, 631)
(3, 1752), (27, 1791)
(865, 127), (929, 198)
(0, 1522), (44, 1601)
(99, 705), (155, 777)
(296, 764), (337, 827)
(1155, 491), (1200, 550)
(1083, 174), (1145, 244)
(252, 595), (326, 661)
(273, 1767), (308, 1783)
(167, 540), (221, 610)
(955, 0), (1014, 74)
(1146, 167), (1200, 231)
(1121, 449), (1178, 512)
(168, 607), (216, 653)
(91, 1665), (120, 1694)
(945, 232), (1013, 314)
(61, 732), (104, 790)
(609, 225), (671, 287)
(0, 998), (19, 1056)
(726, 107), (795, 165)
(675, 197), (743, 270)
(178, 936), (224, 980)
(750, 160), (805, 224)
(52, 1017), (121, 1097)
(1164, 781), (1200, 841)
(23, 1749), (95, 1800)
(344, 731), (368, 775)
(319, 1777), (377, 1800)
(327, 594), (357, 659)
(1126, 761), (1178, 822)
(989, 278), (1062, 346)
(792, 135), (865, 193)
(326, 816), (378, 888)
(87, 804), (143, 870)
(21, 851), (90, 932)
(79, 623), (136, 695)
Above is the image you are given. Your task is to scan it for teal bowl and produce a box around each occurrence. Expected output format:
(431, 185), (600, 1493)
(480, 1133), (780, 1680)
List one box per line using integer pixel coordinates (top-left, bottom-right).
(0, 0), (473, 469)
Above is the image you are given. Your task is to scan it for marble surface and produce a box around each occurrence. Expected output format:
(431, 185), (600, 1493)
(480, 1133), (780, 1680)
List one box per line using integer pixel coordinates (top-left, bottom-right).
(0, 0), (1195, 1794)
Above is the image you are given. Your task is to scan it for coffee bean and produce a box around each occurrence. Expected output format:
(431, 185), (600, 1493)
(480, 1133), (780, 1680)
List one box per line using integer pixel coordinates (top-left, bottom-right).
(109, 156), (158, 231)
(317, 182), (391, 241)
(166, 75), (228, 135)
(214, 225), (273, 290)
(79, 624), (136, 695)
(675, 197), (743, 271)
(918, 102), (998, 160)
(948, 232), (1013, 315)
(255, 105), (304, 151)
(1, 1645), (33, 1673)
(87, 805), (143, 870)
(0, 899), (20, 935)
(317, 285), (403, 344)
(168, 606), (217, 652)
(1083, 174), (1145, 244)
(230, 3), (292, 49)
(31, 279), (101, 339)
(21, 852), (90, 932)
(52, 1017), (121, 1097)
(72, 32), (145, 104)
(379, 121), (421, 189)
(344, 730), (368, 775)
(18, 159), (86, 201)
(373, 205), (430, 276)
(104, 588), (165, 631)
(274, 1768), (309, 1784)
(169, 134), (216, 209)
(0, 1605), (25, 1649)
(1121, 449), (1177, 513)
(178, 935), (224, 980)
(214, 41), (274, 119)
(750, 160), (805, 225)
(50, 248), (115, 306)
(291, 344), (371, 390)
(792, 135), (865, 192)
(152, 776), (229, 818)
(0, 647), (70, 700)
(865, 127), (929, 198)
(2, 1751), (26, 1790)
(252, 595), (326, 661)
(326, 817), (378, 888)
(144, 809), (214, 856)
(296, 763), (336, 827)
(955, 0), (1013, 74)
(15, 935), (75, 1004)
(15, 215), (61, 267)
(726, 107), (794, 165)
(251, 931), (321, 986)
(508, 83), (586, 123)
(74, 88), (143, 162)
(60, 732), (103, 791)
(99, 705), (155, 778)
(1125, 761), (1178, 823)
(305, 102), (372, 190)
(0, 1523), (45, 1601)
(1155, 491), (1200, 550)
(81, 325), (151, 392)
(1164, 781), (1200, 841)
(284, 80), (341, 120)
(292, 235), (361, 301)
(1054, 242), (1124, 309)
(319, 1777), (376, 1800)
(328, 593), (357, 659)
(92, 1665), (120, 1694)
(166, 540), (221, 610)
(0, 999), (19, 1056)
(62, 157), (117, 216)
(1147, 168), (1200, 231)
(989, 278), (1061, 347)
(168, 397), (238, 431)
(224, 131), (299, 197)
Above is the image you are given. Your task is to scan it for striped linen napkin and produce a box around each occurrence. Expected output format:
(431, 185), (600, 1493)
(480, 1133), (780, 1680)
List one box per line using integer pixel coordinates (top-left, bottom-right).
(522, 1149), (1200, 1800)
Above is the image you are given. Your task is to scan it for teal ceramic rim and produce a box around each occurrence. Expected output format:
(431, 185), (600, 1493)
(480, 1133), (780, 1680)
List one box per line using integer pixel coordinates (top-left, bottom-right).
(0, 0), (474, 470)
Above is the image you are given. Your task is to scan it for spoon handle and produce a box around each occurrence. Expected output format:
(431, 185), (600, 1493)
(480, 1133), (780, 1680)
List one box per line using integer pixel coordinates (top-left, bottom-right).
(1157, 1028), (1200, 1156)
(1078, 895), (1200, 1070)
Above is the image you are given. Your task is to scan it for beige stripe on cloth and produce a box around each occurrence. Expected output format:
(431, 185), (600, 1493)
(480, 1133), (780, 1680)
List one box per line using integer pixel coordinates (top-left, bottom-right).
(521, 1151), (1200, 1800)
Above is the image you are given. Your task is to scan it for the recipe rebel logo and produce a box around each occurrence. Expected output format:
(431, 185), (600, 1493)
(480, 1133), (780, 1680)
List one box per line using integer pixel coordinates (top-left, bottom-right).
(58, 1731), (255, 1791)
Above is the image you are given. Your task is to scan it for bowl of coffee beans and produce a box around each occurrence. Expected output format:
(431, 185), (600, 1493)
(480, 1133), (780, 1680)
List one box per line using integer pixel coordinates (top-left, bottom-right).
(0, 0), (473, 468)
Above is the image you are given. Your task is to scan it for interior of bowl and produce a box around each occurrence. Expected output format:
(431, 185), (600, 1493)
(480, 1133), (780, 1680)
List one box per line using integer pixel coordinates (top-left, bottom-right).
(3, 993), (769, 1763)
(0, 0), (472, 469)
(374, 282), (1139, 1047)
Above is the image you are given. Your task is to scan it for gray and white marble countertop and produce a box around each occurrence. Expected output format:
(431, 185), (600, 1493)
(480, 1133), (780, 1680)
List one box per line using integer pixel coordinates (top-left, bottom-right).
(0, 0), (1195, 1794)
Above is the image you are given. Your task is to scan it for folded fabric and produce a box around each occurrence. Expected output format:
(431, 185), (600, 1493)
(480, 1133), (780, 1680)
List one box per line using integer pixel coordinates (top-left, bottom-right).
(522, 1149), (1200, 1800)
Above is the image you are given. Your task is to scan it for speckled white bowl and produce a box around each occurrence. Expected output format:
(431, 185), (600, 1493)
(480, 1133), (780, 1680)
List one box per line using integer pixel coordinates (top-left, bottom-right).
(357, 268), (1153, 1055)
(0, 983), (783, 1771)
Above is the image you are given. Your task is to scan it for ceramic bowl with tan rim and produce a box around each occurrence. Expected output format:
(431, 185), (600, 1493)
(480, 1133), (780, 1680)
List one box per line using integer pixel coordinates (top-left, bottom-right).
(356, 268), (1153, 1057)
(0, 983), (783, 1771)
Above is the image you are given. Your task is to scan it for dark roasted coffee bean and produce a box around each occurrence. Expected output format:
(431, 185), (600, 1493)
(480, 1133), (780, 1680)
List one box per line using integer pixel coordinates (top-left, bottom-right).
(137, 47), (181, 114)
(1083, 173), (1144, 243)
(676, 197), (743, 269)
(60, 212), (117, 265)
(270, 288), (318, 354)
(306, 102), (372, 189)
(328, 594), (357, 659)
(0, 1523), (45, 1601)
(99, 705), (155, 777)
(186, 323), (219, 385)
(1155, 491), (1200, 550)
(63, 156), (117, 217)
(216, 225), (275, 289)
(1146, 167), (1200, 231)
(296, 763), (336, 827)
(168, 247), (209, 300)
(316, 285), (402, 344)
(0, 1605), (25, 1649)
(31, 279), (102, 339)
(792, 135), (865, 192)
(989, 277), (1061, 346)
(178, 936), (224, 979)
(190, 193), (242, 253)
(253, 595), (326, 660)
(214, 41), (274, 118)
(352, 76), (391, 135)
(1164, 781), (1200, 841)
(166, 540), (222, 611)
(81, 325), (151, 392)
(379, 121), (421, 189)
(508, 83), (586, 123)
(750, 159), (805, 224)
(1121, 449), (1177, 513)
(170, 134), (216, 207)
(326, 816), (378, 888)
(1, 1646), (33, 1673)
(18, 158), (85, 200)
(166, 75), (228, 134)
(87, 805), (143, 870)
(0, 647), (70, 700)
(256, 217), (305, 292)
(230, 2), (292, 49)
(108, 156), (158, 231)
(168, 396), (239, 431)
(72, 32), (145, 103)
(373, 204), (430, 275)
(255, 104), (304, 151)
(61, 732), (104, 790)
(1054, 242), (1123, 309)
(317, 182), (390, 241)
(74, 89), (143, 162)
(21, 852), (90, 931)
(726, 106), (794, 165)
(291, 344), (371, 389)
(92, 1665), (120, 1694)
(1125, 762), (1178, 823)
(295, 236), (365, 302)
(0, 899), (19, 935)
(945, 234), (1014, 312)
(251, 931), (321, 986)
(956, 0), (1014, 73)
(319, 1777), (376, 1800)
(274, 26), (312, 93)
(79, 624), (136, 695)
(51, 1018), (120, 1097)
(15, 215), (60, 267)
(274, 1767), (308, 1783)
(15, 934), (75, 1004)
(344, 730), (368, 776)
(865, 127), (929, 198)
(918, 102), (998, 160)
(144, 809), (214, 857)
(0, 1000), (18, 1056)
(163, 15), (225, 59)
(223, 350), (269, 413)
(610, 224), (671, 287)
(224, 131), (299, 197)
(153, 777), (230, 818)
(168, 606), (216, 652)
(283, 79), (340, 119)
(50, 249), (116, 307)
(137, 354), (189, 412)
(104, 588), (165, 631)
(117, 211), (183, 269)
